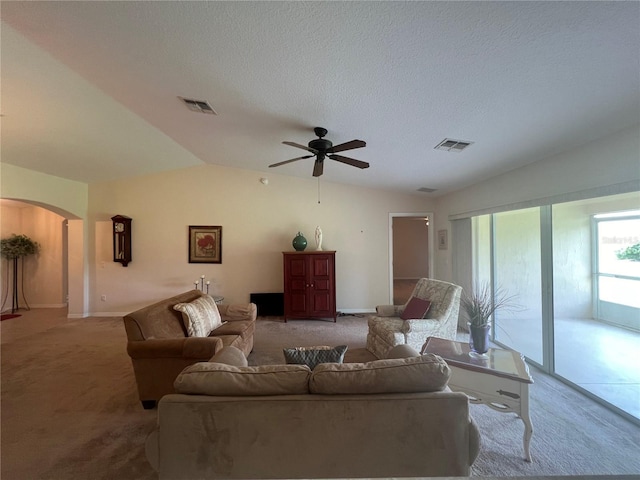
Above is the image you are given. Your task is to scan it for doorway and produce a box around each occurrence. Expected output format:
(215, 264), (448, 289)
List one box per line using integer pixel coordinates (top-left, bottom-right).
(0, 199), (84, 317)
(389, 213), (434, 305)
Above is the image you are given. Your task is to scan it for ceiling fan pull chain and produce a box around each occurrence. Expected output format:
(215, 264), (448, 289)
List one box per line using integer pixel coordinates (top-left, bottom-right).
(317, 177), (321, 204)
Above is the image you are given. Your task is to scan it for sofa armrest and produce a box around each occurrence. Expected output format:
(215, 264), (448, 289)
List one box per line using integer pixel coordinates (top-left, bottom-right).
(127, 337), (222, 360)
(401, 318), (441, 333)
(182, 336), (224, 358)
(208, 346), (248, 367)
(375, 304), (402, 316)
(145, 429), (159, 472)
(468, 415), (481, 465)
(218, 303), (257, 322)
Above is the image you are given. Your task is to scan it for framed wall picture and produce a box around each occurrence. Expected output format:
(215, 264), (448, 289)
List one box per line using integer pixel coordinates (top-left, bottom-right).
(438, 229), (448, 250)
(189, 226), (222, 263)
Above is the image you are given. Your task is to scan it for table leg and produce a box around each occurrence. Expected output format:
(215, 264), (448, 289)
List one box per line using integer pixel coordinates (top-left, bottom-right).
(520, 383), (533, 462)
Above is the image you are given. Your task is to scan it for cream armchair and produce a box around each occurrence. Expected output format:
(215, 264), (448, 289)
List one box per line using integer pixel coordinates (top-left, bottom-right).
(366, 278), (462, 359)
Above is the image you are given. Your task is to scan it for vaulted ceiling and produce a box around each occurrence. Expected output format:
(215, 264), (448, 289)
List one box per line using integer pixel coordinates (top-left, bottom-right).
(1, 1), (638, 196)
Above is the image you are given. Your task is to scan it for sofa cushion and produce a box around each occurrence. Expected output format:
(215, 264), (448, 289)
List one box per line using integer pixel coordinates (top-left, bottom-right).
(283, 345), (348, 370)
(173, 294), (222, 337)
(400, 296), (432, 320)
(309, 353), (450, 395)
(174, 362), (311, 396)
(209, 319), (254, 339)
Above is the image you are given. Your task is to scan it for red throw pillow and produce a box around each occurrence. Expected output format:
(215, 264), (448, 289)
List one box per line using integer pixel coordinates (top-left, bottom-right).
(400, 297), (432, 320)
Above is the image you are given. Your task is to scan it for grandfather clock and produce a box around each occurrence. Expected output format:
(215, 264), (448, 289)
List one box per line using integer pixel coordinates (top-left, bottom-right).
(111, 215), (132, 267)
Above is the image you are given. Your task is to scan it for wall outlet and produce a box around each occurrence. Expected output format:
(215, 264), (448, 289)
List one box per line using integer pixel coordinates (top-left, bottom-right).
(101, 295), (107, 302)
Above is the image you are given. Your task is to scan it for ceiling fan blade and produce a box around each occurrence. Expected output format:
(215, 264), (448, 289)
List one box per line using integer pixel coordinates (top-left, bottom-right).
(269, 155), (314, 168)
(312, 159), (324, 177)
(283, 141), (317, 154)
(328, 154), (370, 169)
(328, 139), (366, 154)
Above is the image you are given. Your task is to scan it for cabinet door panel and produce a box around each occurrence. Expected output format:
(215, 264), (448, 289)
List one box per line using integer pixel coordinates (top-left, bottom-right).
(311, 291), (332, 316)
(289, 293), (308, 316)
(289, 257), (307, 277)
(311, 256), (331, 277)
(314, 278), (330, 291)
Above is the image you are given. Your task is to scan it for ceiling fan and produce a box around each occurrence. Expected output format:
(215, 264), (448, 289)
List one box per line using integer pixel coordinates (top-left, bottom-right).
(269, 127), (369, 177)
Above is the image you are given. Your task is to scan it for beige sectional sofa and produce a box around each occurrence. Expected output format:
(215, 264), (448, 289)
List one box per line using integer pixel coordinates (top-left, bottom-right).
(146, 344), (481, 479)
(123, 290), (257, 409)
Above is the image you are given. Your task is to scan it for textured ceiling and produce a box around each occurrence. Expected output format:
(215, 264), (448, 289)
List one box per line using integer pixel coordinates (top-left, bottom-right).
(1, 1), (638, 196)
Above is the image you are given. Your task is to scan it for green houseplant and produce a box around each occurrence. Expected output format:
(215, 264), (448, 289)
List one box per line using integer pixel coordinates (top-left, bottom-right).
(461, 282), (518, 356)
(1, 234), (40, 313)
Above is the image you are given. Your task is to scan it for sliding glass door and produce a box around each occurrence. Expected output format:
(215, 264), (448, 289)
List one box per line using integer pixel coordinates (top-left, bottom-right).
(470, 191), (640, 423)
(492, 208), (544, 365)
(552, 198), (640, 420)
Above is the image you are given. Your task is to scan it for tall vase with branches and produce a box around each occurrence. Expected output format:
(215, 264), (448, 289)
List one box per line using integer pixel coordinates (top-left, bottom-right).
(461, 282), (518, 357)
(1, 234), (40, 313)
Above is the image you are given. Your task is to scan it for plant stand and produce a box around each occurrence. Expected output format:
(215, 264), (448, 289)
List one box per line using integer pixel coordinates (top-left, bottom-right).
(3, 257), (30, 314)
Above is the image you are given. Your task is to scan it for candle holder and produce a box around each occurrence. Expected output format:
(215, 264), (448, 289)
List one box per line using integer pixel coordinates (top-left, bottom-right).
(193, 275), (211, 294)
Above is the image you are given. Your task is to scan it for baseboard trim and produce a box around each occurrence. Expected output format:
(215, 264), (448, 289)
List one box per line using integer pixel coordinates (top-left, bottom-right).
(28, 303), (67, 308)
(339, 308), (375, 314)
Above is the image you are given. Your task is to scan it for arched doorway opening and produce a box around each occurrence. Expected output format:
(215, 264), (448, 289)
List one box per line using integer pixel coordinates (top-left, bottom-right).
(0, 198), (85, 317)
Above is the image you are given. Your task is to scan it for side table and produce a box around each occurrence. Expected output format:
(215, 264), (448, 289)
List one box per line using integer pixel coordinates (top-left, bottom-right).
(422, 336), (534, 462)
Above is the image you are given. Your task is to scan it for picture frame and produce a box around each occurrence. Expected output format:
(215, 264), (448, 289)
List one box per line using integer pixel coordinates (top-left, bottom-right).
(189, 226), (222, 263)
(438, 229), (448, 250)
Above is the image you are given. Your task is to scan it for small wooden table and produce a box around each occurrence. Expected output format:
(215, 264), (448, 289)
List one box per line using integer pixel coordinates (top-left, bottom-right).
(422, 336), (534, 462)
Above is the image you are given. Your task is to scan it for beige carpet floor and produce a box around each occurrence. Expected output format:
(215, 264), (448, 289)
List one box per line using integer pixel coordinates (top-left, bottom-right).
(2, 309), (640, 479)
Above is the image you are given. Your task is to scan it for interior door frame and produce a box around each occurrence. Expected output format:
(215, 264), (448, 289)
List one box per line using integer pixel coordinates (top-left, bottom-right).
(388, 212), (435, 303)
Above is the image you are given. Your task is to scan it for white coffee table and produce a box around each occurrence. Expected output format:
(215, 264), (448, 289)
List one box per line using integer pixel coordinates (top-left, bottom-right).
(422, 336), (534, 462)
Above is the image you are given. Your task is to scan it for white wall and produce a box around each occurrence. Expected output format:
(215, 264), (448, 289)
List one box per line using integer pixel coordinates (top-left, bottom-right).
(0, 164), (88, 219)
(89, 163), (432, 314)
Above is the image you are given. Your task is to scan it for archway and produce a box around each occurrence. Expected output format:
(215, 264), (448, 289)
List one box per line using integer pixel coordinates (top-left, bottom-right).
(0, 198), (86, 317)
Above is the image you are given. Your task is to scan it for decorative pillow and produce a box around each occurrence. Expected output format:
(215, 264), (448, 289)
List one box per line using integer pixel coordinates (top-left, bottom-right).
(309, 353), (450, 395)
(174, 362), (311, 396)
(283, 345), (348, 370)
(400, 296), (432, 320)
(173, 294), (222, 337)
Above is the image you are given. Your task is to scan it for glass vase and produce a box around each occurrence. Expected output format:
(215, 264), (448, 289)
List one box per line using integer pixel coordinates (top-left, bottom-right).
(468, 322), (490, 357)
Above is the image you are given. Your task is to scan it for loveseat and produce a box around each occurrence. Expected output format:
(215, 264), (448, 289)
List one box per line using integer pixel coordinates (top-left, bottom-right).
(123, 290), (257, 409)
(145, 344), (481, 479)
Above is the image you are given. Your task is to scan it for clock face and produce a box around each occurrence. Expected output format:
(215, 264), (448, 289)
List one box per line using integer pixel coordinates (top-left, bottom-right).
(114, 222), (125, 233)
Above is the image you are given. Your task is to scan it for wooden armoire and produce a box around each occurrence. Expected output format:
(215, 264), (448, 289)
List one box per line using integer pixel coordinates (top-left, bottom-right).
(282, 251), (336, 322)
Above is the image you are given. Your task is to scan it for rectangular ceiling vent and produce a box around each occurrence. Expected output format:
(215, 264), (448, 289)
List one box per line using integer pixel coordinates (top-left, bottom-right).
(417, 187), (438, 193)
(435, 138), (473, 152)
(179, 97), (217, 115)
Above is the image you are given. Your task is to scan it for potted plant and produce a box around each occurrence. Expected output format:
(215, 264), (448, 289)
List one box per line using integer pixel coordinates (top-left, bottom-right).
(461, 282), (518, 357)
(1, 234), (40, 313)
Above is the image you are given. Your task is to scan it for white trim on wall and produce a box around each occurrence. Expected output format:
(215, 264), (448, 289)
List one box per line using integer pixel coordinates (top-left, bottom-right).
(449, 180), (640, 221)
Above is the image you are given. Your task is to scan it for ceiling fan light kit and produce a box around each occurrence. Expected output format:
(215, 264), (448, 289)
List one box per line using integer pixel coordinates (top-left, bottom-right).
(270, 127), (369, 177)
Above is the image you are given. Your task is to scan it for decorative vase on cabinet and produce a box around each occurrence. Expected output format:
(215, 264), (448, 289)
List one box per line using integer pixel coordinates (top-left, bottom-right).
(292, 232), (307, 251)
(283, 251), (336, 323)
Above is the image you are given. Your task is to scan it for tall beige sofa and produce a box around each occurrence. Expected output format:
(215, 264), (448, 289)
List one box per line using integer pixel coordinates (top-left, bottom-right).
(146, 345), (481, 479)
(123, 290), (257, 409)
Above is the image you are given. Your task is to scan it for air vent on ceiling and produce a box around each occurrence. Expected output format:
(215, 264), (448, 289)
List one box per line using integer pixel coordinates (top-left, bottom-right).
(417, 187), (438, 193)
(179, 97), (217, 115)
(434, 138), (473, 152)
